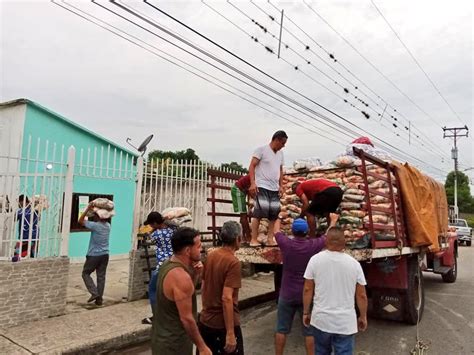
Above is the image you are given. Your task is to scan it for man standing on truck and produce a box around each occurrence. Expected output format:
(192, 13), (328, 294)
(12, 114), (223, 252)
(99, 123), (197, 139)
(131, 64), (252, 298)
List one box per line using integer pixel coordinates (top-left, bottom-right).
(231, 174), (251, 243)
(274, 214), (339, 355)
(249, 130), (288, 246)
(303, 227), (368, 355)
(292, 179), (343, 237)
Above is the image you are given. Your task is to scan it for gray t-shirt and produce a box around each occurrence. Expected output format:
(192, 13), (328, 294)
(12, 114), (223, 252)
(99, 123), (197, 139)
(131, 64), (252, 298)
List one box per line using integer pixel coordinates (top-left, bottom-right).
(253, 144), (284, 191)
(85, 220), (111, 256)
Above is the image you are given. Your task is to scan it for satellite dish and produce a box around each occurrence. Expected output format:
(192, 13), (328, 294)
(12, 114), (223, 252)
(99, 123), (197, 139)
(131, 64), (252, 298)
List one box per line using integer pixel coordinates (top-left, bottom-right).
(126, 134), (154, 157)
(138, 134), (154, 154)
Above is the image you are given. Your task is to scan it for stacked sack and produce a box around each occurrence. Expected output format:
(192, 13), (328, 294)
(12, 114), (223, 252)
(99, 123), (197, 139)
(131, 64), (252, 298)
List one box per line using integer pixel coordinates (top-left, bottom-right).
(162, 207), (192, 226)
(88, 198), (115, 219)
(276, 164), (399, 248)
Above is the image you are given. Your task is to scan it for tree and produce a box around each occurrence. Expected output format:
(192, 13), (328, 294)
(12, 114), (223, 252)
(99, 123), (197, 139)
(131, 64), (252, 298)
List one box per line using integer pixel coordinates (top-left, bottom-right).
(445, 171), (474, 213)
(220, 161), (248, 174)
(148, 148), (200, 162)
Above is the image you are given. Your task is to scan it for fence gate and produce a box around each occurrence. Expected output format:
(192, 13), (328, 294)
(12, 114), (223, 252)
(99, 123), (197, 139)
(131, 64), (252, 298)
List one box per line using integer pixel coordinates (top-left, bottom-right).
(0, 137), (70, 260)
(139, 159), (243, 240)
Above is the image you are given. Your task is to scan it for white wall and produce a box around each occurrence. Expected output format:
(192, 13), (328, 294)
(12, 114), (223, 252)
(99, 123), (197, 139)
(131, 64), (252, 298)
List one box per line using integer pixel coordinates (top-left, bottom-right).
(0, 103), (25, 174)
(0, 103), (25, 257)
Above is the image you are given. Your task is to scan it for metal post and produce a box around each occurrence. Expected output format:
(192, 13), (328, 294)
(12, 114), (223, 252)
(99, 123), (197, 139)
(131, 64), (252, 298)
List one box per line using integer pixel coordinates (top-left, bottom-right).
(408, 121), (411, 145)
(443, 125), (469, 219)
(131, 156), (144, 251)
(60, 146), (75, 256)
(277, 9), (284, 58)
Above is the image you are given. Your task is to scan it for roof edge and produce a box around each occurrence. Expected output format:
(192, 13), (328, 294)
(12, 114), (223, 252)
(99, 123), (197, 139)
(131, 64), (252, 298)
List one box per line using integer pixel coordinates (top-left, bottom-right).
(1, 98), (138, 157)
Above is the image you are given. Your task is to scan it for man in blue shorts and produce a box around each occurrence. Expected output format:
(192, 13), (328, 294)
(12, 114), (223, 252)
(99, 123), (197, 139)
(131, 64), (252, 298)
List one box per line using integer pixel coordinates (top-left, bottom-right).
(274, 214), (339, 355)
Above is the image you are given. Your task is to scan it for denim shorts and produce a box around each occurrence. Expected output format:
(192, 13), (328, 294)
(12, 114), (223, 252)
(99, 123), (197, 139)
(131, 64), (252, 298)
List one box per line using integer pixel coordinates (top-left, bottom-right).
(276, 298), (313, 337)
(312, 326), (355, 355)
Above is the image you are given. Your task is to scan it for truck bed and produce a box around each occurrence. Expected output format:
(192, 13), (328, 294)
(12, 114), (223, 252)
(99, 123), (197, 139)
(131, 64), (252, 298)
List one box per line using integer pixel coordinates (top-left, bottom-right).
(230, 245), (422, 264)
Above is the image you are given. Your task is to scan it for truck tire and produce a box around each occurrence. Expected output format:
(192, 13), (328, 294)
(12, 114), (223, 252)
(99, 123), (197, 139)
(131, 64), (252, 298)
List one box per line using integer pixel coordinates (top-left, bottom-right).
(467, 240), (471, 247)
(442, 252), (457, 283)
(404, 256), (424, 325)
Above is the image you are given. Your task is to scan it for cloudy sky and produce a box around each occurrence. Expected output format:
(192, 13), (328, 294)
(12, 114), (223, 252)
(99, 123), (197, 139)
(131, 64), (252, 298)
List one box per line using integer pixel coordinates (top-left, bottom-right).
(1, 0), (472, 184)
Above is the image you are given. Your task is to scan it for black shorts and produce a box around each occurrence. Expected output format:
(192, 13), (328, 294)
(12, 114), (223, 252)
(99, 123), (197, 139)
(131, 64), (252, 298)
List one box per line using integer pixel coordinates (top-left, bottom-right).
(308, 186), (343, 216)
(252, 187), (280, 221)
(198, 321), (244, 355)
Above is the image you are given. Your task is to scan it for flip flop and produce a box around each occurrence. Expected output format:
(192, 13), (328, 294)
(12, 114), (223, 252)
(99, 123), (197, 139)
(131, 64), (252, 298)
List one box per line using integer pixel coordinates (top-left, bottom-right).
(142, 317), (153, 325)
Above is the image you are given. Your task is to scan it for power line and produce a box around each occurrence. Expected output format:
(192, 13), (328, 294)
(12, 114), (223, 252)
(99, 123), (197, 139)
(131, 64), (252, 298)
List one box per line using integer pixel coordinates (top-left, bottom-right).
(116, 0), (451, 175)
(264, 0), (451, 159)
(51, 1), (345, 146)
(301, 0), (450, 129)
(370, 0), (468, 127)
(216, 0), (449, 159)
(57, 0), (450, 177)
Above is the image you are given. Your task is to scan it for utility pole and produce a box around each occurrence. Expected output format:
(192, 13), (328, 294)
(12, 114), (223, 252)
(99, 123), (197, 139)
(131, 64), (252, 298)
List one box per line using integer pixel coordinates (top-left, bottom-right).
(443, 125), (469, 218)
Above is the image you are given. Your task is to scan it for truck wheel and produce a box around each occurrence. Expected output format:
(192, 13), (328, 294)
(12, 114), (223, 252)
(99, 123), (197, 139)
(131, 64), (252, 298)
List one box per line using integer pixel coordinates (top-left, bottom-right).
(467, 240), (471, 247)
(442, 253), (457, 283)
(404, 256), (424, 325)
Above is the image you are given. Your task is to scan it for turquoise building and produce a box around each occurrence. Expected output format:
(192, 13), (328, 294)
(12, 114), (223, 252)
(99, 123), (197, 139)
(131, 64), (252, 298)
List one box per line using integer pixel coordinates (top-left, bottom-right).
(0, 99), (138, 260)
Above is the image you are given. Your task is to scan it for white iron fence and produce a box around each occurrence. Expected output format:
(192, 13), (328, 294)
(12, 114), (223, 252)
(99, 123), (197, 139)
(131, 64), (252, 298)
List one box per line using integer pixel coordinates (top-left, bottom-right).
(140, 159), (243, 236)
(0, 137), (71, 260)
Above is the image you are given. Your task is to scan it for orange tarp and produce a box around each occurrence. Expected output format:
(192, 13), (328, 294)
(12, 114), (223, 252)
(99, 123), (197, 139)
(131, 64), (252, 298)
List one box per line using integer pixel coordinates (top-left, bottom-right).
(392, 162), (448, 252)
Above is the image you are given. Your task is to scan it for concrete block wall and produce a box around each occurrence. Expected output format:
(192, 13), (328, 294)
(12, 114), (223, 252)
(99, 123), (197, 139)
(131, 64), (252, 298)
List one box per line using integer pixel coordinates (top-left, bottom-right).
(0, 257), (69, 328)
(127, 247), (156, 301)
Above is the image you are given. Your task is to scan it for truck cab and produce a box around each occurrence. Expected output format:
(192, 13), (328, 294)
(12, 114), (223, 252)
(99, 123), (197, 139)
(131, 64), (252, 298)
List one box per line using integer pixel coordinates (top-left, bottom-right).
(449, 219), (472, 246)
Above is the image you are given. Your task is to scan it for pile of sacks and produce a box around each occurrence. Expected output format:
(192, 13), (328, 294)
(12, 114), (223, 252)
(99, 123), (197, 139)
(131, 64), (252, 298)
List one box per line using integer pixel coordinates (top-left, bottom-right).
(162, 207), (192, 226)
(275, 164), (399, 248)
(88, 198), (115, 219)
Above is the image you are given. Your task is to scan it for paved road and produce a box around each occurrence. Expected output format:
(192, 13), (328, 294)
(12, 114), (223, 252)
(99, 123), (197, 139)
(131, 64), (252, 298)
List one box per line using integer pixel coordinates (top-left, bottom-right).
(112, 246), (474, 355)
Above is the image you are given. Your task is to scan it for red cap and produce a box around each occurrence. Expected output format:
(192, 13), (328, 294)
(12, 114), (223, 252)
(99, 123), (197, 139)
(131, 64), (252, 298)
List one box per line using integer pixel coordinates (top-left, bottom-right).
(352, 136), (374, 147)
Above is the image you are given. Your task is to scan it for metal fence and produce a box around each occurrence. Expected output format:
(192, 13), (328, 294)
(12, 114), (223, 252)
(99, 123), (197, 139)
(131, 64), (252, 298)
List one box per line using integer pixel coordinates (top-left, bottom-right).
(0, 137), (71, 260)
(139, 159), (243, 236)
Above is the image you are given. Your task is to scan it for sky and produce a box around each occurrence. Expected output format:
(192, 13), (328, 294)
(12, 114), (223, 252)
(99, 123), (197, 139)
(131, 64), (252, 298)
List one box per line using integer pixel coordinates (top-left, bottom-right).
(1, 0), (473, 185)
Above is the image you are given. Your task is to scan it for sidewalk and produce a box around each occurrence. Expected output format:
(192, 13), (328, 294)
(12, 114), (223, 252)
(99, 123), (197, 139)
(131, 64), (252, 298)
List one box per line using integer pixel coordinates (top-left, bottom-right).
(0, 259), (274, 354)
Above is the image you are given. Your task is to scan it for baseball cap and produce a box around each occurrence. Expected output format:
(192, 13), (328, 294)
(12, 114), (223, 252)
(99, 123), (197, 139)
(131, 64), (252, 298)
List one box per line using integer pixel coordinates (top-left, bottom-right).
(144, 212), (164, 225)
(292, 218), (309, 235)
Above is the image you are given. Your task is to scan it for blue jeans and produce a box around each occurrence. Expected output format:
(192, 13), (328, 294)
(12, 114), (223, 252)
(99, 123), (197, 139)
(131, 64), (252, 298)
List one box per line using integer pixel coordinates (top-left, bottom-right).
(148, 269), (159, 309)
(312, 326), (355, 355)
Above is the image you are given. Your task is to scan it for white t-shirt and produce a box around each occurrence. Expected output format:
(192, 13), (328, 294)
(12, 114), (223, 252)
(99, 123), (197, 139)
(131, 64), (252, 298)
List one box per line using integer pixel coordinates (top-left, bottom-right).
(253, 145), (284, 191)
(304, 250), (367, 335)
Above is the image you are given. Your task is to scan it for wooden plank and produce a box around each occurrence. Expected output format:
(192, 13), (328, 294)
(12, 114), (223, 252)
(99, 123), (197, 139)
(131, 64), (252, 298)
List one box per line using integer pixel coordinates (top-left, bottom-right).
(368, 189), (398, 200)
(364, 223), (396, 230)
(207, 183), (232, 191)
(353, 147), (390, 167)
(370, 206), (394, 214)
(207, 197), (233, 204)
(207, 168), (242, 180)
(366, 170), (390, 183)
(207, 212), (241, 217)
(373, 240), (398, 248)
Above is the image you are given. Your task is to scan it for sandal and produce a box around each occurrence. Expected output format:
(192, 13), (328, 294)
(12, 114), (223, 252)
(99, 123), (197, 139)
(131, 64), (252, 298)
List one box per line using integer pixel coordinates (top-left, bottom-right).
(142, 316), (153, 325)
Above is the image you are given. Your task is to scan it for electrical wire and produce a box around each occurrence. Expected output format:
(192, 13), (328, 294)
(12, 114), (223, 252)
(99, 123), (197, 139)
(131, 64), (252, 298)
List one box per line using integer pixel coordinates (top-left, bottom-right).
(370, 0), (468, 127)
(53, 0), (451, 177)
(138, 0), (451, 173)
(301, 0), (452, 129)
(266, 0), (452, 158)
(210, 0), (449, 160)
(51, 1), (345, 146)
